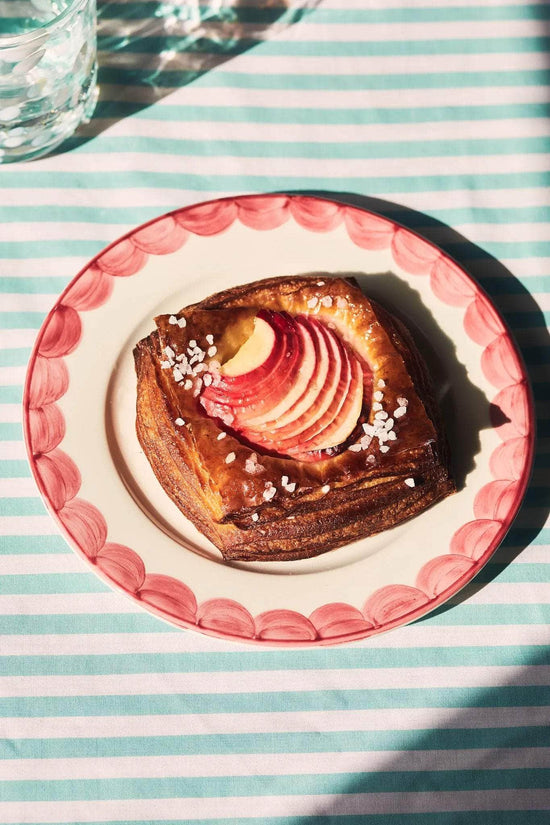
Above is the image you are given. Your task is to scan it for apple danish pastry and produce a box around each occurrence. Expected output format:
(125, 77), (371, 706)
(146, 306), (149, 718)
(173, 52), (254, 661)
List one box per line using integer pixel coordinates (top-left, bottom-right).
(134, 275), (455, 561)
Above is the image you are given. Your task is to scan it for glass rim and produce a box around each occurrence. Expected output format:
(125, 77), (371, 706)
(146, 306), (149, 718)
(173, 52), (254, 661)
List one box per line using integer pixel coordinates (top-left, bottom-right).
(0, 0), (92, 45)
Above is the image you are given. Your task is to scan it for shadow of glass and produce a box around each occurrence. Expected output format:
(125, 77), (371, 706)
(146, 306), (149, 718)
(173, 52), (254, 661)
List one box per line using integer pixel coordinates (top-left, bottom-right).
(71, 0), (320, 144)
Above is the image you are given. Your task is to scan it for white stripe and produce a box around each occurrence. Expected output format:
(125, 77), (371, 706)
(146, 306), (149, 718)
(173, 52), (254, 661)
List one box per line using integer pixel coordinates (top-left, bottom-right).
(3, 187), (549, 212)
(4, 746), (550, 782)
(289, 19), (543, 41)
(2, 664), (549, 701)
(0, 365), (27, 385)
(97, 48), (550, 76)
(1, 621), (549, 657)
(0, 294), (53, 313)
(3, 704), (550, 741)
(0, 329), (40, 347)
(0, 404), (23, 423)
(0, 553), (80, 574)
(0, 592), (139, 614)
(79, 116), (550, 143)
(4, 218), (550, 246)
(0, 478), (38, 497)
(0, 259), (89, 278)
(16, 151), (550, 177)
(0, 440), (26, 459)
(0, 516), (59, 536)
(0, 225), (127, 244)
(453, 582), (550, 604)
(1, 789), (549, 821)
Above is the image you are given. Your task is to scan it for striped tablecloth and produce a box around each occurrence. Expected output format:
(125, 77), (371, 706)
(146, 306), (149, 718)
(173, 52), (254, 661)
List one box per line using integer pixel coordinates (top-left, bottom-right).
(2, 1), (549, 822)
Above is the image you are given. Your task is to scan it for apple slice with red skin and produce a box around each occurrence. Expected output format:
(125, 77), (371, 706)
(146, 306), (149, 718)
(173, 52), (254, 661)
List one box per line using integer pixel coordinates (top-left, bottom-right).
(287, 355), (363, 458)
(272, 328), (352, 453)
(238, 316), (317, 428)
(251, 318), (344, 448)
(201, 310), (294, 405)
(229, 323), (305, 425)
(252, 314), (328, 435)
(200, 309), (367, 459)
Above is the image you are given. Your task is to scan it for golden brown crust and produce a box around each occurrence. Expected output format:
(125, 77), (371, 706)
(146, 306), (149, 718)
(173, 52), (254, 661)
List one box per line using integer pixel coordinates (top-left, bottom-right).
(134, 274), (456, 561)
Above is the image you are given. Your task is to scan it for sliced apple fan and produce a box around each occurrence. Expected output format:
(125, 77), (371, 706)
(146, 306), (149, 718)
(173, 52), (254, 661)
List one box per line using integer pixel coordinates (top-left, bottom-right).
(134, 275), (455, 561)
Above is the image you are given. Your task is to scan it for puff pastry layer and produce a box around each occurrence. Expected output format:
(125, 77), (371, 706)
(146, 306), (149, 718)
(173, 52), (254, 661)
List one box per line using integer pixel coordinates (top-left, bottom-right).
(134, 275), (456, 561)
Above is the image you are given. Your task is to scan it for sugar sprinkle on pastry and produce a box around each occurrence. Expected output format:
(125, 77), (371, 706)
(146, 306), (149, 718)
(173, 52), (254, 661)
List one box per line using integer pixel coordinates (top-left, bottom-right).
(225, 452), (236, 464)
(405, 477), (416, 487)
(174, 417), (185, 426)
(217, 431), (227, 440)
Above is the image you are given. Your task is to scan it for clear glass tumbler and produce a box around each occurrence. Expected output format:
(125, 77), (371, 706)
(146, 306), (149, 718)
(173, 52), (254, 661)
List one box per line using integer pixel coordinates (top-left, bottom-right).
(0, 0), (98, 162)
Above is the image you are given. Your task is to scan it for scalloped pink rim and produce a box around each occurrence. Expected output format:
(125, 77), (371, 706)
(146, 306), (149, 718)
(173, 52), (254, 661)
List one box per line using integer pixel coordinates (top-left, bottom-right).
(22, 194), (535, 647)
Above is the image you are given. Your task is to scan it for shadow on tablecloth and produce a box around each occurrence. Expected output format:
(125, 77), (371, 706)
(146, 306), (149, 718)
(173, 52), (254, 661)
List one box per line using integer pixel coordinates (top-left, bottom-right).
(74, 0), (320, 143)
(287, 189), (550, 616)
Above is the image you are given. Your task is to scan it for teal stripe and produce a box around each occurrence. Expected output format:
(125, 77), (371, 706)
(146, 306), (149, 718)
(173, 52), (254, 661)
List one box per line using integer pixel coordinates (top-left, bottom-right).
(2, 171), (548, 193)
(2, 206), (550, 229)
(0, 348), (31, 366)
(2, 643), (549, 675)
(0, 313), (46, 329)
(0, 536), (71, 554)
(3, 769), (550, 801)
(2, 684), (550, 718)
(0, 573), (107, 595)
(505, 527), (550, 546)
(0, 242), (104, 258)
(0, 600), (549, 635)
(0, 460), (30, 477)
(67, 135), (550, 158)
(103, 101), (550, 124)
(5, 726), (550, 759)
(92, 100), (550, 124)
(0, 388), (25, 405)
(0, 423), (22, 440)
(99, 67), (550, 90)
(1, 498), (46, 516)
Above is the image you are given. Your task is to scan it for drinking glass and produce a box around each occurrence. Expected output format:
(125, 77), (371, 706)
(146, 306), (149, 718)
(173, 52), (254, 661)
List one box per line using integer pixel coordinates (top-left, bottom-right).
(0, 0), (98, 162)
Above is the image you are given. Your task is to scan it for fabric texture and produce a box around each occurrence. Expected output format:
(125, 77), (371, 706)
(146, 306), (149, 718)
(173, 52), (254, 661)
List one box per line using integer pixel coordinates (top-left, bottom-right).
(1, 0), (549, 822)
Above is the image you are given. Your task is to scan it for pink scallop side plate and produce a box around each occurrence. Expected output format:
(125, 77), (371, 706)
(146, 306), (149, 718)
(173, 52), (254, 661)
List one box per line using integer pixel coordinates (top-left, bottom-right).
(23, 194), (535, 646)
